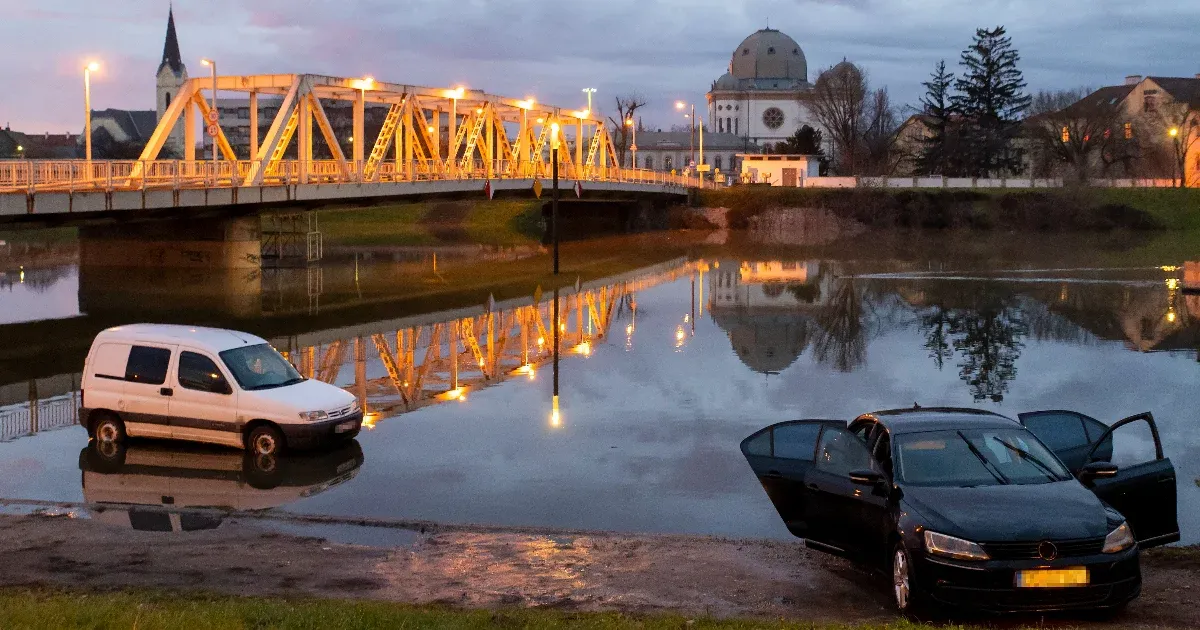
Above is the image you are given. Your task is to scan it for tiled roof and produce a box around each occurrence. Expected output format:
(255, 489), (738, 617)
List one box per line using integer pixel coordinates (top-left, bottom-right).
(1147, 77), (1200, 108)
(91, 109), (159, 142)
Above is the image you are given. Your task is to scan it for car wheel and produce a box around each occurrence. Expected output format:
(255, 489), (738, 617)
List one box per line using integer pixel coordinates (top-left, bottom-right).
(893, 543), (918, 615)
(92, 412), (126, 444)
(246, 424), (284, 457)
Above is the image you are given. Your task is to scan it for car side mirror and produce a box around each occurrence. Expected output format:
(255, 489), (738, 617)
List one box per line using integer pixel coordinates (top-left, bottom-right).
(849, 469), (884, 486)
(1080, 461), (1118, 480)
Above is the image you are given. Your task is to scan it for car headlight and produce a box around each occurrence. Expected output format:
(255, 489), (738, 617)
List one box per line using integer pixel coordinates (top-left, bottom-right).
(1103, 522), (1135, 553)
(924, 530), (990, 561)
(350, 399), (361, 413)
(299, 410), (329, 422)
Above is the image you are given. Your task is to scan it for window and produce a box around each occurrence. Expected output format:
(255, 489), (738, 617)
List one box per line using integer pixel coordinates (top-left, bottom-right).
(1022, 413), (1089, 451)
(763, 108), (785, 130)
(664, 156), (673, 170)
(125, 346), (171, 385)
(734, 118), (739, 134)
(1061, 126), (1070, 142)
(644, 156), (653, 169)
(815, 428), (874, 476)
(714, 155), (723, 171)
(896, 429), (1070, 487)
(726, 117), (731, 133)
(742, 48), (750, 55)
(744, 431), (770, 456)
(1144, 91), (1158, 113)
(178, 351), (231, 394)
(1124, 122), (1133, 139)
(718, 118), (724, 133)
(773, 423), (822, 460)
(767, 47), (776, 55)
(164, 92), (171, 108)
(219, 343), (303, 391)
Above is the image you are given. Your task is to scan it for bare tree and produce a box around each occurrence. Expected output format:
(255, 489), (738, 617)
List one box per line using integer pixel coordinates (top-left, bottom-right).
(1025, 88), (1124, 182)
(1153, 103), (1200, 187)
(806, 62), (898, 175)
(607, 94), (646, 168)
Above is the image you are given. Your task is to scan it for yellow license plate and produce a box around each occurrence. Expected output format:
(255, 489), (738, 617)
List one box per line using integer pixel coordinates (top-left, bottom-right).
(1015, 567), (1089, 588)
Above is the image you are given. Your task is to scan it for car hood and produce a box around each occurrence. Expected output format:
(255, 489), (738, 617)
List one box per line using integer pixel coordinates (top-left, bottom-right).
(240, 378), (355, 414)
(903, 480), (1110, 542)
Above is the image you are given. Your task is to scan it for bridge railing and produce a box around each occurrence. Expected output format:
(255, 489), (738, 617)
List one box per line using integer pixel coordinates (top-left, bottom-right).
(0, 159), (703, 193)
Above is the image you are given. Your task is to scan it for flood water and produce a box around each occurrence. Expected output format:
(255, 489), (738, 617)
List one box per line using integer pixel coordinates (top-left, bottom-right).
(1, 227), (1198, 542)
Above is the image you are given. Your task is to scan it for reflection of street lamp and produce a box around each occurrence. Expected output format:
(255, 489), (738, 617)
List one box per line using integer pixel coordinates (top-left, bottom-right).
(83, 62), (99, 164)
(550, 286), (562, 429)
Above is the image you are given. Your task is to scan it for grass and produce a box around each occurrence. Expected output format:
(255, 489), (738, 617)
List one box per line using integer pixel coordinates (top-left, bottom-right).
(695, 186), (1200, 232)
(316, 199), (543, 247)
(0, 588), (1016, 630)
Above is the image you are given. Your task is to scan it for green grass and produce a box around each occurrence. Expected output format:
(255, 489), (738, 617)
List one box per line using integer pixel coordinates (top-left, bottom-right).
(0, 588), (1006, 630)
(316, 200), (543, 247)
(1085, 188), (1200, 230)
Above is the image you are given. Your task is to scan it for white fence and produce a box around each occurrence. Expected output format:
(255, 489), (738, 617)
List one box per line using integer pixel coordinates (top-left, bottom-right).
(793, 176), (1180, 189)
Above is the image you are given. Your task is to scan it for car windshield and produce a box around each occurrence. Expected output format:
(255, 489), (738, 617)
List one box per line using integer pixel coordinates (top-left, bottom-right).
(895, 428), (1072, 487)
(219, 344), (304, 391)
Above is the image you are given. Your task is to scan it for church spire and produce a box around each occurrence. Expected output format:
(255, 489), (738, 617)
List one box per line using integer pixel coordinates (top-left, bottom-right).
(159, 7), (184, 76)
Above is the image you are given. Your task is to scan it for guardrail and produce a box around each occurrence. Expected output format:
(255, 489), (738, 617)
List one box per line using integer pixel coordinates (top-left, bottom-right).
(0, 394), (79, 443)
(788, 176), (1183, 189)
(0, 160), (703, 193)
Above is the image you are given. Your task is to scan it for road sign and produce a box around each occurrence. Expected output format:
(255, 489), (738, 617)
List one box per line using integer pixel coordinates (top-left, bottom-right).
(697, 165), (711, 173)
(533, 179), (543, 198)
(205, 109), (219, 124)
(206, 124), (219, 137)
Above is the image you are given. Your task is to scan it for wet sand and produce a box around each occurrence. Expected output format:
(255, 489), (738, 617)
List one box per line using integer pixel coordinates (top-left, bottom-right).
(2, 513), (1198, 628)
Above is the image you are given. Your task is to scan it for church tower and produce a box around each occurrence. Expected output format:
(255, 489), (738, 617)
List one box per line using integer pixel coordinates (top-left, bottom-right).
(155, 7), (188, 155)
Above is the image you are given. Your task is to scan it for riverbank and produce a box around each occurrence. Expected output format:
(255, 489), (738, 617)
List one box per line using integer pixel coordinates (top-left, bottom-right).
(2, 513), (1199, 629)
(696, 187), (1200, 232)
(318, 199), (543, 247)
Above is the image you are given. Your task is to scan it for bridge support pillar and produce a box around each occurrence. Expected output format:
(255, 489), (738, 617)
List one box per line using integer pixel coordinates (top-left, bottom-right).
(80, 216), (262, 269)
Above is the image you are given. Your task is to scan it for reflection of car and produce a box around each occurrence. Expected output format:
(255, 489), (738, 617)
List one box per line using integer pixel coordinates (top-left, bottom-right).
(80, 324), (362, 456)
(80, 439), (364, 532)
(741, 407), (1179, 615)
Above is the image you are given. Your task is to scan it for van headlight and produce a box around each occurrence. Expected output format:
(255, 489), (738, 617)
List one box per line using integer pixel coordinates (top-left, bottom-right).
(299, 410), (329, 422)
(350, 399), (361, 413)
(1103, 522), (1135, 553)
(924, 530), (990, 561)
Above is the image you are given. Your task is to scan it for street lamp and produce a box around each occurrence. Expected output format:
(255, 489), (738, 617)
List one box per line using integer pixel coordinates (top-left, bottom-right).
(1170, 127), (1181, 188)
(676, 101), (696, 170)
(582, 88), (597, 115)
(83, 62), (99, 164)
(551, 121), (561, 275)
(443, 86), (466, 166)
(676, 101), (705, 183)
(200, 58), (218, 175)
(625, 118), (637, 169)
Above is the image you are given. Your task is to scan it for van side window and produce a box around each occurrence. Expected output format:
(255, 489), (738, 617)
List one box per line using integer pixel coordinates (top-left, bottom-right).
(125, 346), (171, 385)
(178, 352), (230, 394)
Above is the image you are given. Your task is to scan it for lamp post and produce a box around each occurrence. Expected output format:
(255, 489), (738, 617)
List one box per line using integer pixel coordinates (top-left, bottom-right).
(582, 88), (596, 115)
(1169, 127), (1182, 188)
(551, 122), (561, 275)
(676, 101), (695, 170)
(625, 118), (637, 169)
(444, 87), (465, 170)
(200, 58), (218, 177)
(83, 62), (99, 165)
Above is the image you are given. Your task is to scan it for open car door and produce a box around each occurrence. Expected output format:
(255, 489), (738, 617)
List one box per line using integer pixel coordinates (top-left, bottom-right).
(740, 420), (845, 539)
(1020, 410), (1178, 548)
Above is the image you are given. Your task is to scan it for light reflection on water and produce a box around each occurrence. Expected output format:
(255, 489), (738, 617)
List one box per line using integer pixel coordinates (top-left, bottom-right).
(0, 232), (1198, 543)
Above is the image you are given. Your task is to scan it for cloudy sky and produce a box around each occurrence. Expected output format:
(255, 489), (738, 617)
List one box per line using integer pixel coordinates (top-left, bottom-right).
(2, 0), (1197, 135)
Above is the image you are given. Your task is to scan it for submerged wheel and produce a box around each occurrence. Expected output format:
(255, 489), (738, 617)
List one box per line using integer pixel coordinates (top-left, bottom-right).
(92, 412), (126, 444)
(893, 544), (914, 614)
(246, 424), (285, 457)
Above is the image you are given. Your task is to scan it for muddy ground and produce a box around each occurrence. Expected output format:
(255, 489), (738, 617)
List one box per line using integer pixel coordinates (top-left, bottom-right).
(2, 513), (1199, 628)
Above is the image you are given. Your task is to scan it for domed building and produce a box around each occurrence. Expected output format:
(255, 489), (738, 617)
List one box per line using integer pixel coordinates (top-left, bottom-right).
(707, 28), (819, 148)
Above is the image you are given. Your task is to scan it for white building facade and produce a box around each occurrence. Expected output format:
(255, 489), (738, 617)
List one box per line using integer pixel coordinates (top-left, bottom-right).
(706, 29), (819, 149)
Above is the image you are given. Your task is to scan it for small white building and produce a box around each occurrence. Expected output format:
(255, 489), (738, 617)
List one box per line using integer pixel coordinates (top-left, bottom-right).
(739, 154), (820, 186)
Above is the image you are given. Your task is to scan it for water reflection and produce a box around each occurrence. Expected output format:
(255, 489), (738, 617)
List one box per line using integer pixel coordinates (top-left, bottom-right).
(79, 439), (363, 531)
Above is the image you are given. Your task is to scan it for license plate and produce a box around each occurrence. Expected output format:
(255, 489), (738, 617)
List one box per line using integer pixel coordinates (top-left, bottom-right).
(1015, 567), (1089, 588)
(334, 420), (356, 433)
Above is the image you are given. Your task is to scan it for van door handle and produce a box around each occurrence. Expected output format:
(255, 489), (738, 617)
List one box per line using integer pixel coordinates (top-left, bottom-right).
(806, 483), (821, 491)
(160, 387), (174, 397)
(764, 470), (783, 479)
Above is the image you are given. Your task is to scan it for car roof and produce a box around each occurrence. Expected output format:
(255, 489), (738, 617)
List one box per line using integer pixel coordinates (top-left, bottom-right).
(94, 324), (266, 353)
(859, 407), (1020, 435)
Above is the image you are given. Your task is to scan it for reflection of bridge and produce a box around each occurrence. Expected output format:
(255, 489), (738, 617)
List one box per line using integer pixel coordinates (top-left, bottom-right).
(0, 257), (695, 442)
(1, 74), (696, 219)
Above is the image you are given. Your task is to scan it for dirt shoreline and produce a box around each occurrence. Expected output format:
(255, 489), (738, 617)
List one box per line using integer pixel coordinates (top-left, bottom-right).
(2, 513), (1198, 628)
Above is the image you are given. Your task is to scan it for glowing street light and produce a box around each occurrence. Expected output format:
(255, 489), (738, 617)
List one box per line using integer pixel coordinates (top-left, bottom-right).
(200, 58), (219, 171)
(582, 87), (597, 113)
(83, 62), (100, 163)
(443, 86), (466, 167)
(626, 117), (638, 168)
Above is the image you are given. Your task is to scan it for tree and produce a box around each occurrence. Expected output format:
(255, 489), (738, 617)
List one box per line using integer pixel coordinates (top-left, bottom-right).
(916, 60), (961, 176)
(1155, 103), (1200, 187)
(768, 125), (829, 174)
(808, 62), (868, 174)
(951, 26), (1032, 177)
(861, 87), (901, 175)
(607, 94), (646, 168)
(1025, 88), (1124, 182)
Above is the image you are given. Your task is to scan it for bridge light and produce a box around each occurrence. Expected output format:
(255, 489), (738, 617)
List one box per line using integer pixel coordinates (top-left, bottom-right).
(443, 87), (466, 99)
(550, 123), (560, 150)
(427, 126), (435, 134)
(625, 118), (634, 127)
(536, 117), (545, 124)
(476, 107), (484, 115)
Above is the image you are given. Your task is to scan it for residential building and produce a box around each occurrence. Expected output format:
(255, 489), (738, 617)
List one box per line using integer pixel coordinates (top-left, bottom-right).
(1, 126), (80, 159)
(619, 130), (759, 178)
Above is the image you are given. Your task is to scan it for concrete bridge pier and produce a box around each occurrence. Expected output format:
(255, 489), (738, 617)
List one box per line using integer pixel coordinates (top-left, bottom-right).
(541, 199), (669, 242)
(80, 216), (263, 269)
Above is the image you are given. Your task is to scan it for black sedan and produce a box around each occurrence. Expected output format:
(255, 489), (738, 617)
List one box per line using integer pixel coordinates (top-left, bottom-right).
(741, 407), (1179, 614)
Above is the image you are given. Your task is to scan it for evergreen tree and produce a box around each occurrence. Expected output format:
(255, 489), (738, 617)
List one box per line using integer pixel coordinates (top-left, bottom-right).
(951, 26), (1032, 177)
(771, 125), (830, 174)
(916, 60), (958, 175)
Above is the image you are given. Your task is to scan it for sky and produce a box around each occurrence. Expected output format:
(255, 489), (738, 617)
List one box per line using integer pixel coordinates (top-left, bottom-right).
(1, 0), (1198, 135)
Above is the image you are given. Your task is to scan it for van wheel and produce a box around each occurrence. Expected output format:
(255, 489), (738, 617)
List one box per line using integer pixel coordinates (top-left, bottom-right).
(92, 413), (126, 444)
(246, 424), (284, 457)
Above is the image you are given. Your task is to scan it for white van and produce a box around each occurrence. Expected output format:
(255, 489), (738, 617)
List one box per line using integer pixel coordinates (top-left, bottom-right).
(80, 324), (361, 456)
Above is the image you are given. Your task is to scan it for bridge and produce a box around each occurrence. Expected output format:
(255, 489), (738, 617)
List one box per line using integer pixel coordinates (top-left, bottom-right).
(0, 257), (699, 442)
(0, 74), (699, 220)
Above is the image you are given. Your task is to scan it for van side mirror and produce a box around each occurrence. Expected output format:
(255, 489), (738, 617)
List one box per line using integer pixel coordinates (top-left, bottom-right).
(1080, 461), (1118, 481)
(849, 469), (884, 486)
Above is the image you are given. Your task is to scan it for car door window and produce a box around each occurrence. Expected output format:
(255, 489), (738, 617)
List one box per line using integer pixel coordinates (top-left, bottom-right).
(1021, 413), (1088, 452)
(178, 352), (231, 394)
(815, 427), (875, 476)
(1084, 413), (1178, 548)
(772, 423), (822, 460)
(1089, 416), (1159, 469)
(125, 346), (171, 385)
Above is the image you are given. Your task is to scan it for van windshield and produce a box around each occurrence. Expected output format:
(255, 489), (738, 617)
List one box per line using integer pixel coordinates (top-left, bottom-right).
(219, 344), (304, 391)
